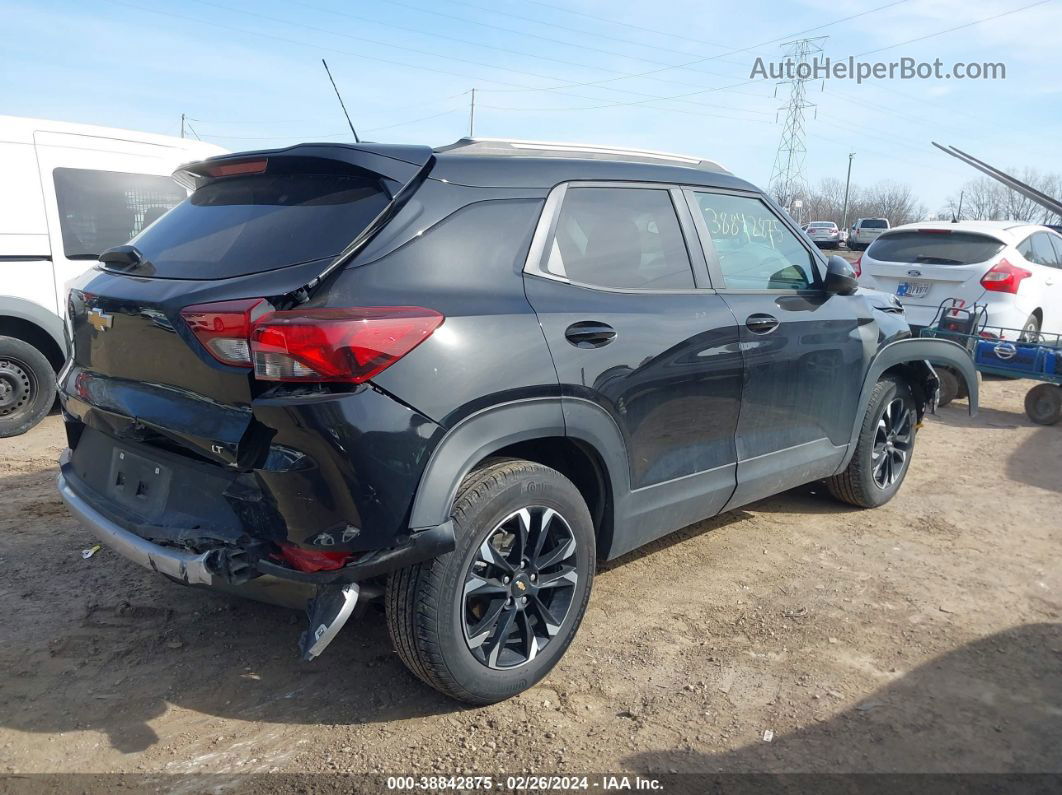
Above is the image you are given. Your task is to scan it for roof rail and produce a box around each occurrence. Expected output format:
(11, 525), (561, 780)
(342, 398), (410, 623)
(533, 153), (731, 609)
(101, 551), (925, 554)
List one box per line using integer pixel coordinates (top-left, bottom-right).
(434, 137), (730, 174)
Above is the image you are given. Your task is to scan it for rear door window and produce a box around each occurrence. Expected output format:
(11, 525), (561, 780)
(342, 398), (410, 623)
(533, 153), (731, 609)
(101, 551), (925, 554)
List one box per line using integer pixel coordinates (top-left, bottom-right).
(126, 172), (390, 279)
(545, 187), (695, 289)
(1047, 233), (1062, 268)
(691, 191), (816, 290)
(1024, 232), (1061, 267)
(867, 231), (1005, 265)
(52, 167), (187, 259)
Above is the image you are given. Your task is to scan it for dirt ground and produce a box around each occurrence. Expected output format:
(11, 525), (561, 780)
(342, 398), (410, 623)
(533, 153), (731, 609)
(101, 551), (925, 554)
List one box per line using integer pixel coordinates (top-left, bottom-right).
(0, 378), (1059, 782)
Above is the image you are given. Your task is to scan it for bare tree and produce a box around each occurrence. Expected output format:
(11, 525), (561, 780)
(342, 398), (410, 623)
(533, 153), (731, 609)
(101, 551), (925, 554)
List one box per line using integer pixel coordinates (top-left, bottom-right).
(860, 181), (926, 226)
(802, 178), (925, 228)
(941, 169), (1062, 225)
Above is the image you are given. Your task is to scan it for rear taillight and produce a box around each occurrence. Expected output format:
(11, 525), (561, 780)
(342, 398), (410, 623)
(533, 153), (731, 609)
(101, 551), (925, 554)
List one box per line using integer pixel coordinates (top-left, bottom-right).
(852, 254), (862, 277)
(980, 259), (1032, 294)
(276, 542), (352, 572)
(180, 299), (269, 367)
(181, 301), (444, 382)
(251, 307), (444, 383)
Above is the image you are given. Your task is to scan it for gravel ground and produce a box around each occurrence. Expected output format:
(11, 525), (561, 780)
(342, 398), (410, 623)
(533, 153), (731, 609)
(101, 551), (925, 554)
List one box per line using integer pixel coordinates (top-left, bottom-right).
(0, 377), (1059, 782)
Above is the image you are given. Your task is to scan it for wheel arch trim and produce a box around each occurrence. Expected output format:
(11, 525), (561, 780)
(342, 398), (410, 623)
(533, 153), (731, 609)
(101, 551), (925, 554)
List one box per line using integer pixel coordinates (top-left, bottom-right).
(835, 337), (978, 474)
(0, 295), (67, 359)
(407, 397), (630, 534)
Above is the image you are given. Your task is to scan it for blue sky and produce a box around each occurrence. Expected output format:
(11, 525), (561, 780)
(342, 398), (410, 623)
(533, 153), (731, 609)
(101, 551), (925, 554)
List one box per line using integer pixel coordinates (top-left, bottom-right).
(3, 0), (1060, 211)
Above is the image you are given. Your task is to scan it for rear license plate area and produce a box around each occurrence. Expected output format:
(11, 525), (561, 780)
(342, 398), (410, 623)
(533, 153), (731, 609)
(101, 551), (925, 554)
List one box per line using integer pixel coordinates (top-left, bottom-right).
(896, 280), (930, 298)
(107, 447), (172, 518)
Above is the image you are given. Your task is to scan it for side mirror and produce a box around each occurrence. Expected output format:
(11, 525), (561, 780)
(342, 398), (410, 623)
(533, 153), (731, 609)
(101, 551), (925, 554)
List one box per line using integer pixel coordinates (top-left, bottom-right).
(824, 255), (859, 295)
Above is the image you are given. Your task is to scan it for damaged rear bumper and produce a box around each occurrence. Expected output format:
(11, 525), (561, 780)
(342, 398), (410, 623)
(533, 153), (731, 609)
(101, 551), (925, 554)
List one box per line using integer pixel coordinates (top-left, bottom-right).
(57, 459), (456, 589)
(59, 472), (218, 585)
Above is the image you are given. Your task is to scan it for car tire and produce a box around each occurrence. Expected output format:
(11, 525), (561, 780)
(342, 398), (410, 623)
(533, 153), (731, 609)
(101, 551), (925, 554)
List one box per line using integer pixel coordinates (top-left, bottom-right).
(1025, 384), (1062, 425)
(826, 376), (917, 508)
(935, 367), (959, 407)
(386, 457), (595, 705)
(0, 336), (56, 438)
(1019, 313), (1041, 342)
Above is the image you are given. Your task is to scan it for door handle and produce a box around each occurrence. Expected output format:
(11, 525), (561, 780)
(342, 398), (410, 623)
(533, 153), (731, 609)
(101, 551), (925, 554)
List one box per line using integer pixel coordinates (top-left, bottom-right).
(565, 321), (617, 348)
(745, 314), (779, 334)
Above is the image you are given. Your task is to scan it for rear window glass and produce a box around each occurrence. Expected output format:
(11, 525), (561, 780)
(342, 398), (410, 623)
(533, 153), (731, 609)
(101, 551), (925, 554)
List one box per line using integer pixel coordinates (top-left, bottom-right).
(546, 187), (694, 289)
(53, 168), (187, 259)
(126, 173), (389, 279)
(859, 219), (888, 229)
(808, 223), (835, 229)
(867, 230), (1005, 265)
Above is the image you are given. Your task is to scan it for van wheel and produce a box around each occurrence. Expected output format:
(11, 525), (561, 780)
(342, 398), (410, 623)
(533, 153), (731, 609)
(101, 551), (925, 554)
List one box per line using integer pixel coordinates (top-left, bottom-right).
(386, 458), (594, 705)
(0, 336), (56, 438)
(826, 376), (917, 508)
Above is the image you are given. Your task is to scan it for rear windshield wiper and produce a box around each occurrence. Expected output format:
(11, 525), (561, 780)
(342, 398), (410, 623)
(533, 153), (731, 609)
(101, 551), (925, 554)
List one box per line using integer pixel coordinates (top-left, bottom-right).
(913, 255), (964, 265)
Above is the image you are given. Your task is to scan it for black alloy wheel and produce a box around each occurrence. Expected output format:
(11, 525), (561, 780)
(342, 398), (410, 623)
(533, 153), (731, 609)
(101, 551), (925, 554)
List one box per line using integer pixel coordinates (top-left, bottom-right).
(462, 506), (579, 669)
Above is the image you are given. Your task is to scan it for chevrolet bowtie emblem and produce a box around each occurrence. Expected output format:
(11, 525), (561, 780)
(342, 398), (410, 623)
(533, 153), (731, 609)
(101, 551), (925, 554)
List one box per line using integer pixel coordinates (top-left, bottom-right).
(516, 580), (527, 591)
(87, 308), (113, 332)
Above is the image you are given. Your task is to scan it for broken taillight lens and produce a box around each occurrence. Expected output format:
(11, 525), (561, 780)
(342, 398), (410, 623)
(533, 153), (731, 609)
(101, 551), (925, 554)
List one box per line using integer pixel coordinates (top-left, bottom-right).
(250, 307), (444, 383)
(276, 543), (352, 572)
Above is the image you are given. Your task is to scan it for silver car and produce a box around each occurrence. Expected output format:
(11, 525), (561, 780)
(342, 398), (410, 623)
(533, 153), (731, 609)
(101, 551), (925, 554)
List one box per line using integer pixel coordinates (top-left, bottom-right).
(806, 221), (841, 248)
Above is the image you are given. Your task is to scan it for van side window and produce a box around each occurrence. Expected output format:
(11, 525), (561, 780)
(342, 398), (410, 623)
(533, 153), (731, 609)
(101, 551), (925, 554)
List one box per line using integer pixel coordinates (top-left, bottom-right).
(691, 191), (815, 290)
(52, 168), (187, 259)
(545, 187), (695, 289)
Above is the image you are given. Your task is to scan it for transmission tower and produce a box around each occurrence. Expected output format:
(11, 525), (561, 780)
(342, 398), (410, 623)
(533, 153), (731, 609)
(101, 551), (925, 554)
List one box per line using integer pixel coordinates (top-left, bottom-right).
(768, 36), (827, 218)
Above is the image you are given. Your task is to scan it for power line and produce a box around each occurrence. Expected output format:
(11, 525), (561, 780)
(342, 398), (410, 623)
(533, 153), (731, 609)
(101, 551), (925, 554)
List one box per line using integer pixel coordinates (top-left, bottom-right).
(523, 0), (776, 53)
(476, 0), (914, 94)
(187, 0), (772, 119)
(420, 0), (757, 65)
(196, 107), (465, 140)
(855, 0), (1054, 57)
(479, 79), (771, 116)
(188, 91), (473, 126)
(288, 0), (775, 114)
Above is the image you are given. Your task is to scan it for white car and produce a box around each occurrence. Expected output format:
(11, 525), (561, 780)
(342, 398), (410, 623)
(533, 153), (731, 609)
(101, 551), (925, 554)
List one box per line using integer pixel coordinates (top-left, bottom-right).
(856, 220), (1062, 337)
(0, 115), (224, 436)
(805, 221), (841, 248)
(849, 217), (890, 250)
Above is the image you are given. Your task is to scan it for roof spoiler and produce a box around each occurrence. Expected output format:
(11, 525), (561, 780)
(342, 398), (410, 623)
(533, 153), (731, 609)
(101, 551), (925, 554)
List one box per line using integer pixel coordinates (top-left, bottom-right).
(932, 142), (1062, 220)
(172, 142), (436, 306)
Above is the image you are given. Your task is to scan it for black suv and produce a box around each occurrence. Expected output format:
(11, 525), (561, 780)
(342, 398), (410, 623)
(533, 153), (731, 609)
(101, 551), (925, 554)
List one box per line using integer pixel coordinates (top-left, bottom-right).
(57, 139), (976, 704)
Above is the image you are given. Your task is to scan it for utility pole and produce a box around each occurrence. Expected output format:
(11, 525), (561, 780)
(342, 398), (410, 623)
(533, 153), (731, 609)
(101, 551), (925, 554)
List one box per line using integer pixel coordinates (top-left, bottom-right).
(768, 36), (827, 215)
(180, 113), (185, 139)
(468, 88), (476, 137)
(956, 190), (965, 221)
(841, 151), (855, 232)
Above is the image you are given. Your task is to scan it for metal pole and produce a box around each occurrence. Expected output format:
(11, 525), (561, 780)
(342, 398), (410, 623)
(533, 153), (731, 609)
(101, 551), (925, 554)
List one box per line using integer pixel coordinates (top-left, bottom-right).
(181, 113), (185, 139)
(956, 190), (964, 221)
(469, 88), (476, 137)
(841, 151), (855, 232)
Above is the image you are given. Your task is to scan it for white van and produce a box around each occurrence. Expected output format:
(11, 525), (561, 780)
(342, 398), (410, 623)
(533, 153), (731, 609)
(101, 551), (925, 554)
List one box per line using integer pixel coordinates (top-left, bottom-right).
(0, 115), (224, 436)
